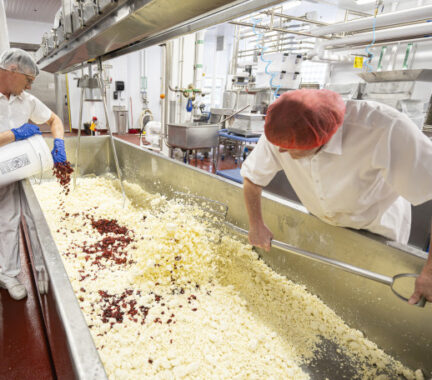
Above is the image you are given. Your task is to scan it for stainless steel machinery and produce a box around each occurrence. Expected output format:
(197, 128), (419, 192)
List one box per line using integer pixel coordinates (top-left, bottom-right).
(37, 0), (291, 74)
(228, 112), (265, 136)
(358, 69), (432, 129)
(167, 123), (220, 150)
(21, 136), (432, 379)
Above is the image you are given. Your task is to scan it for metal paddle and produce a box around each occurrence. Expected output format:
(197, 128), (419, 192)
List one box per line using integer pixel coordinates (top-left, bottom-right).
(226, 222), (427, 308)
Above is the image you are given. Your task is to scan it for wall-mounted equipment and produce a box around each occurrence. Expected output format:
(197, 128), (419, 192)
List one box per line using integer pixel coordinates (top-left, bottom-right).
(113, 80), (125, 100)
(115, 81), (125, 91)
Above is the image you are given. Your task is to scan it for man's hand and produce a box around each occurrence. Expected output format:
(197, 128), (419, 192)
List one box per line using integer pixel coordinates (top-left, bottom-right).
(248, 222), (274, 252)
(408, 267), (432, 305)
(11, 123), (41, 141)
(51, 138), (67, 164)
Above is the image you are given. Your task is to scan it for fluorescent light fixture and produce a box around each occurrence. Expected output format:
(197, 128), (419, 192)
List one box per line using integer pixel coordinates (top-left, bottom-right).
(355, 0), (376, 4)
(284, 0), (302, 10)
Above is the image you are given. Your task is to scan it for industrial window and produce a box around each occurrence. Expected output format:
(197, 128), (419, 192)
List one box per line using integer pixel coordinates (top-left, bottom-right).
(301, 61), (328, 87)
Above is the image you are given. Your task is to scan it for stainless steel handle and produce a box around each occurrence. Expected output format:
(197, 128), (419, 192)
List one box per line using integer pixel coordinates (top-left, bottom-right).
(227, 222), (393, 285)
(226, 222), (427, 307)
(219, 104), (250, 125)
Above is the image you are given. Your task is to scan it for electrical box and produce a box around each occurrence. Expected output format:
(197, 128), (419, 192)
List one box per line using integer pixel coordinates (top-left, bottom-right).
(115, 81), (125, 91)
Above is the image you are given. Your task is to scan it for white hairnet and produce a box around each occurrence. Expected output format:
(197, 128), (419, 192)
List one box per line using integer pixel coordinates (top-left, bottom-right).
(0, 48), (39, 77)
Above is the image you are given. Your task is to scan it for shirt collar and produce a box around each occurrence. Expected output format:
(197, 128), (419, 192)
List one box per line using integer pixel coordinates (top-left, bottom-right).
(11, 92), (24, 101)
(0, 91), (24, 102)
(321, 123), (343, 155)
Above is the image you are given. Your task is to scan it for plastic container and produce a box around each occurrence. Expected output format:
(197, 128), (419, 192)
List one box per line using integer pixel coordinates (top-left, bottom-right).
(0, 134), (53, 187)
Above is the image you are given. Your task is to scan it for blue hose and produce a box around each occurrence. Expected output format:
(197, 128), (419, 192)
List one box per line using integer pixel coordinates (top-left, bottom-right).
(252, 18), (281, 99)
(364, 9), (378, 72)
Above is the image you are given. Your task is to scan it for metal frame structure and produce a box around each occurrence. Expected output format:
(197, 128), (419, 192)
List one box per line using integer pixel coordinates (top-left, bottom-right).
(73, 61), (127, 206)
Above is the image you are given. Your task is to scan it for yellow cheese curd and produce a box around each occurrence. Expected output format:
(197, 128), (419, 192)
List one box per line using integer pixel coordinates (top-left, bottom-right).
(34, 177), (419, 380)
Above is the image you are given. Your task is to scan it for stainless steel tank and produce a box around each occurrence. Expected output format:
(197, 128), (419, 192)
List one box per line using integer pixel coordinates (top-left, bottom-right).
(21, 136), (432, 379)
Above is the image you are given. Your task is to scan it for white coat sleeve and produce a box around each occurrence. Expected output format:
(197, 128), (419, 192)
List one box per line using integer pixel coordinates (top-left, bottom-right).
(372, 111), (432, 206)
(28, 94), (52, 125)
(240, 135), (283, 187)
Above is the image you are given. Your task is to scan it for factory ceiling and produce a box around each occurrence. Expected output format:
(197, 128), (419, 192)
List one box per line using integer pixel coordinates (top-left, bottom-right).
(4, 0), (61, 23)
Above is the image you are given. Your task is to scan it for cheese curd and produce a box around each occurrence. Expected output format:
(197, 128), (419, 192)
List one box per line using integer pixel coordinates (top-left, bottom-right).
(34, 177), (419, 380)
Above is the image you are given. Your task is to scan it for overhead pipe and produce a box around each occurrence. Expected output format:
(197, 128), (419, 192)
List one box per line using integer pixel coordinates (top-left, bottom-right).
(310, 5), (432, 37)
(307, 49), (354, 64)
(239, 38), (313, 53)
(239, 48), (312, 58)
(229, 20), (331, 39)
(260, 10), (328, 26)
(319, 21), (432, 49)
(329, 34), (432, 51)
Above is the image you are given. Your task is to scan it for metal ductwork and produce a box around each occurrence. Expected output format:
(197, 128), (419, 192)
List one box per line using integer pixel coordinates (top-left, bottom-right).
(310, 5), (432, 37)
(319, 21), (432, 49)
(38, 0), (287, 74)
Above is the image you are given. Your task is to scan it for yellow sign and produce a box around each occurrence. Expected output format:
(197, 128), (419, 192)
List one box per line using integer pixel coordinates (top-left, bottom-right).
(354, 56), (363, 68)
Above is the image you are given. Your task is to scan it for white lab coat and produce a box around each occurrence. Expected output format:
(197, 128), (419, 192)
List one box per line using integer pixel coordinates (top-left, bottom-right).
(241, 100), (432, 244)
(0, 91), (51, 276)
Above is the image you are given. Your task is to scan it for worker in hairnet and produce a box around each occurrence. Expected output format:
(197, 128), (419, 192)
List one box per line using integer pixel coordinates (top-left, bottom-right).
(0, 48), (67, 300)
(240, 88), (432, 305)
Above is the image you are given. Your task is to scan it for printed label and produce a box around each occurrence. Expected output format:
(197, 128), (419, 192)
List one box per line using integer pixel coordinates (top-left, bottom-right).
(354, 56), (364, 68)
(0, 154), (31, 174)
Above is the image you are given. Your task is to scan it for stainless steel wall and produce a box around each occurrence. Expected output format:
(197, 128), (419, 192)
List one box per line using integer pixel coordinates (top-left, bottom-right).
(28, 70), (69, 130)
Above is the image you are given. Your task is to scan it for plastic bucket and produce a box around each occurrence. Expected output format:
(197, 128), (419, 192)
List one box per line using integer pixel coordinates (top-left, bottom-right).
(0, 135), (53, 187)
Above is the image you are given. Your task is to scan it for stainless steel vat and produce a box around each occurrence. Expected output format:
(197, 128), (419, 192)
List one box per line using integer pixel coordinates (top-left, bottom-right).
(21, 136), (432, 379)
(228, 112), (265, 136)
(167, 123), (219, 149)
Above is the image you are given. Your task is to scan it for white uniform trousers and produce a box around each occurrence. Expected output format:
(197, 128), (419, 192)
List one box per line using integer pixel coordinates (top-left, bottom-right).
(0, 182), (21, 277)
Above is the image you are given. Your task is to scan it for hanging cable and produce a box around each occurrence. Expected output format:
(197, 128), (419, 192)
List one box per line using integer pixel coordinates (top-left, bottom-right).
(252, 18), (281, 99)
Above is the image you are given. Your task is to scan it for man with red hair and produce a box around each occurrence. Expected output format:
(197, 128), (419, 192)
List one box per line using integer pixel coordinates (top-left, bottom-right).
(240, 88), (432, 305)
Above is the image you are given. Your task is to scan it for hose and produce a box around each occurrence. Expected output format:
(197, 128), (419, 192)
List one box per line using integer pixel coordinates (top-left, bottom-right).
(252, 18), (281, 99)
(364, 4), (380, 72)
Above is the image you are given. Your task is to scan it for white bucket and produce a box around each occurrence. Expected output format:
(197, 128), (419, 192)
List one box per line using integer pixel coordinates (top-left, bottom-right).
(0, 135), (53, 187)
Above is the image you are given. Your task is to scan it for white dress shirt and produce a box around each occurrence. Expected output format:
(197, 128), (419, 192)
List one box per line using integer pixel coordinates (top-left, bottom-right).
(241, 100), (432, 243)
(0, 91), (51, 133)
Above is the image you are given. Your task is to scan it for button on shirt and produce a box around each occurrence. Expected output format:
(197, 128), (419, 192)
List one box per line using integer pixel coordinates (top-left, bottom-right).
(240, 100), (432, 244)
(0, 91), (51, 133)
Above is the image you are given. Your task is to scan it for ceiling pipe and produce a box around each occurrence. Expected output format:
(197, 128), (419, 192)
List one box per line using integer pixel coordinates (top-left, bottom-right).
(260, 10), (328, 26)
(329, 35), (432, 52)
(307, 45), (353, 64)
(310, 5), (432, 37)
(229, 20), (330, 39)
(318, 21), (432, 49)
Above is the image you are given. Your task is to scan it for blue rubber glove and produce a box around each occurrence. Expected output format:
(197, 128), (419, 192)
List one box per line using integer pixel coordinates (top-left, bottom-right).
(11, 123), (41, 141)
(51, 138), (67, 164)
